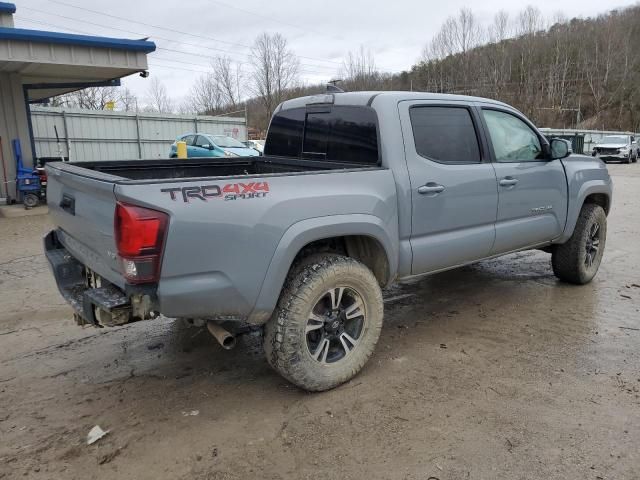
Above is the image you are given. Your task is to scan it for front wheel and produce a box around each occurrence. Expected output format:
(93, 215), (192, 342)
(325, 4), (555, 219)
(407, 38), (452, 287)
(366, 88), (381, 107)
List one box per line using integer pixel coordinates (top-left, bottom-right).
(551, 204), (607, 284)
(264, 254), (384, 391)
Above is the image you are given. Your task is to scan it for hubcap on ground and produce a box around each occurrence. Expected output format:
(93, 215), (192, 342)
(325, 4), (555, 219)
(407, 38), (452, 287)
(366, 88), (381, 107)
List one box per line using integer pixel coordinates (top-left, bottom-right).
(305, 287), (366, 364)
(585, 221), (600, 268)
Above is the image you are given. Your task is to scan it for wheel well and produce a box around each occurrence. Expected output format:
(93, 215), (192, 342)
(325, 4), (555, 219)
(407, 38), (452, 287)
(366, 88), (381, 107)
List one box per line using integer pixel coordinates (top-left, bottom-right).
(584, 193), (610, 215)
(292, 236), (390, 286)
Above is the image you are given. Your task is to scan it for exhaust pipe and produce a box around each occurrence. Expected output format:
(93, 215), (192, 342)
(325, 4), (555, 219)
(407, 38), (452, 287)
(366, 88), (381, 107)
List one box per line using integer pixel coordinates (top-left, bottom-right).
(207, 322), (236, 350)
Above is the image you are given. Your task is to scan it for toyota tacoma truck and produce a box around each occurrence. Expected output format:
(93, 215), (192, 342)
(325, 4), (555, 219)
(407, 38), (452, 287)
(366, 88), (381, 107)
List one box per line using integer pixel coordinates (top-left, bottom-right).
(45, 91), (613, 391)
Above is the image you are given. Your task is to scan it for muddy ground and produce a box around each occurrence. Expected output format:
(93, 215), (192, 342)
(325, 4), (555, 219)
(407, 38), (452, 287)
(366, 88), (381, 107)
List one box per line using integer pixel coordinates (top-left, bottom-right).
(1, 163), (639, 480)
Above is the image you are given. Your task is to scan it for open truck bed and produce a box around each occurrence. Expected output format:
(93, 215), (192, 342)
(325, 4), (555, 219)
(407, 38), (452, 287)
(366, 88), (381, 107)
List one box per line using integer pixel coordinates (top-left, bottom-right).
(62, 156), (371, 182)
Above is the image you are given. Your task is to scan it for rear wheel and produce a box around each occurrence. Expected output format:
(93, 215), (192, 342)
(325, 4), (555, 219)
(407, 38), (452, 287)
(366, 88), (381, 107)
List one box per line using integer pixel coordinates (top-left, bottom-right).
(23, 193), (39, 209)
(264, 254), (383, 391)
(551, 204), (606, 284)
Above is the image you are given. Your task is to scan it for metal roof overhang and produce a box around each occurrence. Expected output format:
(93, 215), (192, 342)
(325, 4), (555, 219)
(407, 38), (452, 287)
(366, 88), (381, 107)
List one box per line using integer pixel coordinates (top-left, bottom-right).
(0, 27), (156, 101)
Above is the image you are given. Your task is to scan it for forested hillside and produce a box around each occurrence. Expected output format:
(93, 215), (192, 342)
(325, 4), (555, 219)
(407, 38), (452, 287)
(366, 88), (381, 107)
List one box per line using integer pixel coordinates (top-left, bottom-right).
(407, 5), (640, 131)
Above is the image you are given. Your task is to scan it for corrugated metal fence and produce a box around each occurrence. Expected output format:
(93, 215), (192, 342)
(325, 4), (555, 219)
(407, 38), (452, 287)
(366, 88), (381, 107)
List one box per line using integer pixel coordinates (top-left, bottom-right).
(30, 106), (247, 162)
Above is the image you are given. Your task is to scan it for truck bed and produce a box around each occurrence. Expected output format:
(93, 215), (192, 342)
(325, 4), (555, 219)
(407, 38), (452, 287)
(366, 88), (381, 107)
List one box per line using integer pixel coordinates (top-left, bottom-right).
(63, 156), (371, 182)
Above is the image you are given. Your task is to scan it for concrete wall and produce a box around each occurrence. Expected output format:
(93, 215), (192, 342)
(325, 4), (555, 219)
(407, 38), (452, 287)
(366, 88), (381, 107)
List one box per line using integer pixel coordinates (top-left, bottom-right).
(30, 107), (247, 162)
(0, 72), (33, 199)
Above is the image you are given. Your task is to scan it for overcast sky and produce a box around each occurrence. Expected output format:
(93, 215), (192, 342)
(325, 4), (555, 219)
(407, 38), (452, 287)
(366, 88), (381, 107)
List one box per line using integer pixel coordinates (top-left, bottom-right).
(13, 0), (638, 107)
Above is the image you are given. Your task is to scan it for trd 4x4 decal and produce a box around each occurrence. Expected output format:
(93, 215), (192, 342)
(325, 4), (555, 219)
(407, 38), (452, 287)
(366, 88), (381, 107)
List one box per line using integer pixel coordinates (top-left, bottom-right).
(161, 182), (270, 203)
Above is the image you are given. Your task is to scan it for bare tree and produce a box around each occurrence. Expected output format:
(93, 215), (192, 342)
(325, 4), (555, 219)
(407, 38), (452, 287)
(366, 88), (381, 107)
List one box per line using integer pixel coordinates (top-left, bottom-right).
(144, 77), (173, 113)
(453, 8), (482, 55)
(488, 10), (510, 43)
(119, 87), (138, 112)
(212, 56), (241, 109)
(185, 73), (222, 114)
(341, 46), (381, 90)
(249, 33), (299, 121)
(54, 86), (120, 110)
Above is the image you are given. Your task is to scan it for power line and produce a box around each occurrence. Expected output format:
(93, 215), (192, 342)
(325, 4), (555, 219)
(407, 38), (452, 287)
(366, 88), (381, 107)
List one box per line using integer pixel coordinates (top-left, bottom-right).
(18, 7), (340, 73)
(205, 0), (344, 45)
(15, 17), (333, 78)
(48, 0), (345, 67)
(49, 0), (251, 50)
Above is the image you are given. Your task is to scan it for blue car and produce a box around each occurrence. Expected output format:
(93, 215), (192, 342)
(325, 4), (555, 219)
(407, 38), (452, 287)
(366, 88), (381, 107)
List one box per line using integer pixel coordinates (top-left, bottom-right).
(169, 133), (259, 158)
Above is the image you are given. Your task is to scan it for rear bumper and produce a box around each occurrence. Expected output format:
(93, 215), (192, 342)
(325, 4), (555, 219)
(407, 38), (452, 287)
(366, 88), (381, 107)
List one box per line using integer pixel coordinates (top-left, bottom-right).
(44, 230), (157, 326)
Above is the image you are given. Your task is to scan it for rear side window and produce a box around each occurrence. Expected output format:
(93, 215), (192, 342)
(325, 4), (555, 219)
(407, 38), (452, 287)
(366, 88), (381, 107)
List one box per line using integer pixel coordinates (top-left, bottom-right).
(263, 108), (305, 157)
(409, 106), (481, 164)
(265, 106), (379, 165)
(181, 135), (196, 145)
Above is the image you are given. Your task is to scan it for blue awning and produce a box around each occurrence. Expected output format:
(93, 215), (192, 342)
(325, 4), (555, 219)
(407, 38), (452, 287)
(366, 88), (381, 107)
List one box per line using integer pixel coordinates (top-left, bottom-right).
(0, 3), (16, 14)
(0, 26), (156, 53)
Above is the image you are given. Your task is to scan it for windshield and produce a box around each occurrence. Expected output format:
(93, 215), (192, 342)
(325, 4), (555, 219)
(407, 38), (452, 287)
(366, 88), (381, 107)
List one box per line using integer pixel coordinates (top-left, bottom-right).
(211, 135), (246, 148)
(600, 135), (628, 145)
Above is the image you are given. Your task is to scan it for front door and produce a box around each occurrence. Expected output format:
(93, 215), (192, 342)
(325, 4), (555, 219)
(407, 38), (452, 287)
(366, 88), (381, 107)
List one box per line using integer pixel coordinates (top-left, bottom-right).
(399, 101), (499, 275)
(479, 107), (568, 254)
(191, 135), (213, 157)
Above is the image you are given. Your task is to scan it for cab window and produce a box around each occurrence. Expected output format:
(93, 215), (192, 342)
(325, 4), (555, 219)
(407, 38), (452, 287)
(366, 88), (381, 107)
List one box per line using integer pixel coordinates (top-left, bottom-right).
(482, 109), (543, 162)
(265, 106), (379, 165)
(194, 135), (212, 148)
(409, 106), (481, 164)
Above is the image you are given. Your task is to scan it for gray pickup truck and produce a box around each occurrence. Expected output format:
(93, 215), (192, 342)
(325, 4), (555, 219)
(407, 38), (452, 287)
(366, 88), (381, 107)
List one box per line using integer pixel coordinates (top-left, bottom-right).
(45, 91), (612, 391)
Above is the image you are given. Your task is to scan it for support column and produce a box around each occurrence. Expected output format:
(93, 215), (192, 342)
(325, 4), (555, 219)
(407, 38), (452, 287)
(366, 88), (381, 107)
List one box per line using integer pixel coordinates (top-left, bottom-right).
(0, 72), (33, 200)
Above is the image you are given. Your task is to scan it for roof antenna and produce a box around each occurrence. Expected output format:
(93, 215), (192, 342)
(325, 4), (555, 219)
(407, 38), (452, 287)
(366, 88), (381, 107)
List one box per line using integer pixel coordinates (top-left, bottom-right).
(326, 79), (344, 93)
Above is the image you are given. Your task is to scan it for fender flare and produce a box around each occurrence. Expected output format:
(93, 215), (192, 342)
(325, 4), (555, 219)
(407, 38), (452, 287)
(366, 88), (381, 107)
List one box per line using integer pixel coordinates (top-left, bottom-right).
(248, 214), (398, 324)
(556, 180), (612, 243)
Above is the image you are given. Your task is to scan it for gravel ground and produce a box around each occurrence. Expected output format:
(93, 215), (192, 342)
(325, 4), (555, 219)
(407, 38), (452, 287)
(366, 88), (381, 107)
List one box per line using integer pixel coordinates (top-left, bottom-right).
(0, 163), (638, 480)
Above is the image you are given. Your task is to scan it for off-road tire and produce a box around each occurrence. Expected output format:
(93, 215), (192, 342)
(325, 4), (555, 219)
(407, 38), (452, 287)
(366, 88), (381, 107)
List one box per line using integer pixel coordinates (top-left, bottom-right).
(551, 204), (607, 284)
(264, 254), (383, 392)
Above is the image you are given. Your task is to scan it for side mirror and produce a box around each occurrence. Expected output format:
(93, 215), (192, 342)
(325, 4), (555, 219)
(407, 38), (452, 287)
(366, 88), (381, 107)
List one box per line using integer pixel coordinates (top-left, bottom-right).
(549, 138), (570, 160)
(201, 144), (210, 149)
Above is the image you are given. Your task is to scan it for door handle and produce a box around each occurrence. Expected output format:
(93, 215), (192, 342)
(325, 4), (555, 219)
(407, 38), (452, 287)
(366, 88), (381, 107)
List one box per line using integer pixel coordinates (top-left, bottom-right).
(417, 183), (445, 195)
(60, 194), (75, 215)
(499, 177), (519, 187)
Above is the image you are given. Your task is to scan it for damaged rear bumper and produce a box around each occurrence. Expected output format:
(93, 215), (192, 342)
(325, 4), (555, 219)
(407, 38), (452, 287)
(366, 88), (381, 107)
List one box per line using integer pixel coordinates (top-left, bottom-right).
(44, 230), (158, 327)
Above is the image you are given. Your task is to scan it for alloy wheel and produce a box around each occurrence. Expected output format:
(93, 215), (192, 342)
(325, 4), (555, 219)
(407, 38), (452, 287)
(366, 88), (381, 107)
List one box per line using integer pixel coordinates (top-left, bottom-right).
(305, 287), (366, 364)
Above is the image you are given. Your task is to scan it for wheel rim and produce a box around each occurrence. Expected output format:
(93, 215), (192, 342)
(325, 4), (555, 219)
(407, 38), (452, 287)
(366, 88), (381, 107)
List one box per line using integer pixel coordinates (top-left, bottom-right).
(584, 221), (601, 269)
(305, 287), (366, 364)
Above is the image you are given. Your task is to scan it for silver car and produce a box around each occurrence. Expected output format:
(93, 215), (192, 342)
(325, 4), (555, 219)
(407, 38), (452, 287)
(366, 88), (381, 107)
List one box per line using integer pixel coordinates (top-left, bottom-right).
(592, 134), (638, 163)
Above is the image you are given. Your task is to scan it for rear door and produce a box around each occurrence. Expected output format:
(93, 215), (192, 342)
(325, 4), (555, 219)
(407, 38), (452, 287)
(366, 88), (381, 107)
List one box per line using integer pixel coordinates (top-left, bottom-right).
(399, 101), (498, 274)
(181, 134), (196, 157)
(478, 106), (568, 254)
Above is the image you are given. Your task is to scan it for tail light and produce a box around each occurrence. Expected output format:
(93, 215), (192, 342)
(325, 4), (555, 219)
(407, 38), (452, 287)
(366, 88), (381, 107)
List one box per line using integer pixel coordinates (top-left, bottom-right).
(115, 202), (168, 284)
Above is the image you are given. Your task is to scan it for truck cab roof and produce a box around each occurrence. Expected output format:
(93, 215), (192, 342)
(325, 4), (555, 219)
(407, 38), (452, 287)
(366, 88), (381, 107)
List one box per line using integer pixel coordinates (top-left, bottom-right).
(277, 91), (512, 111)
